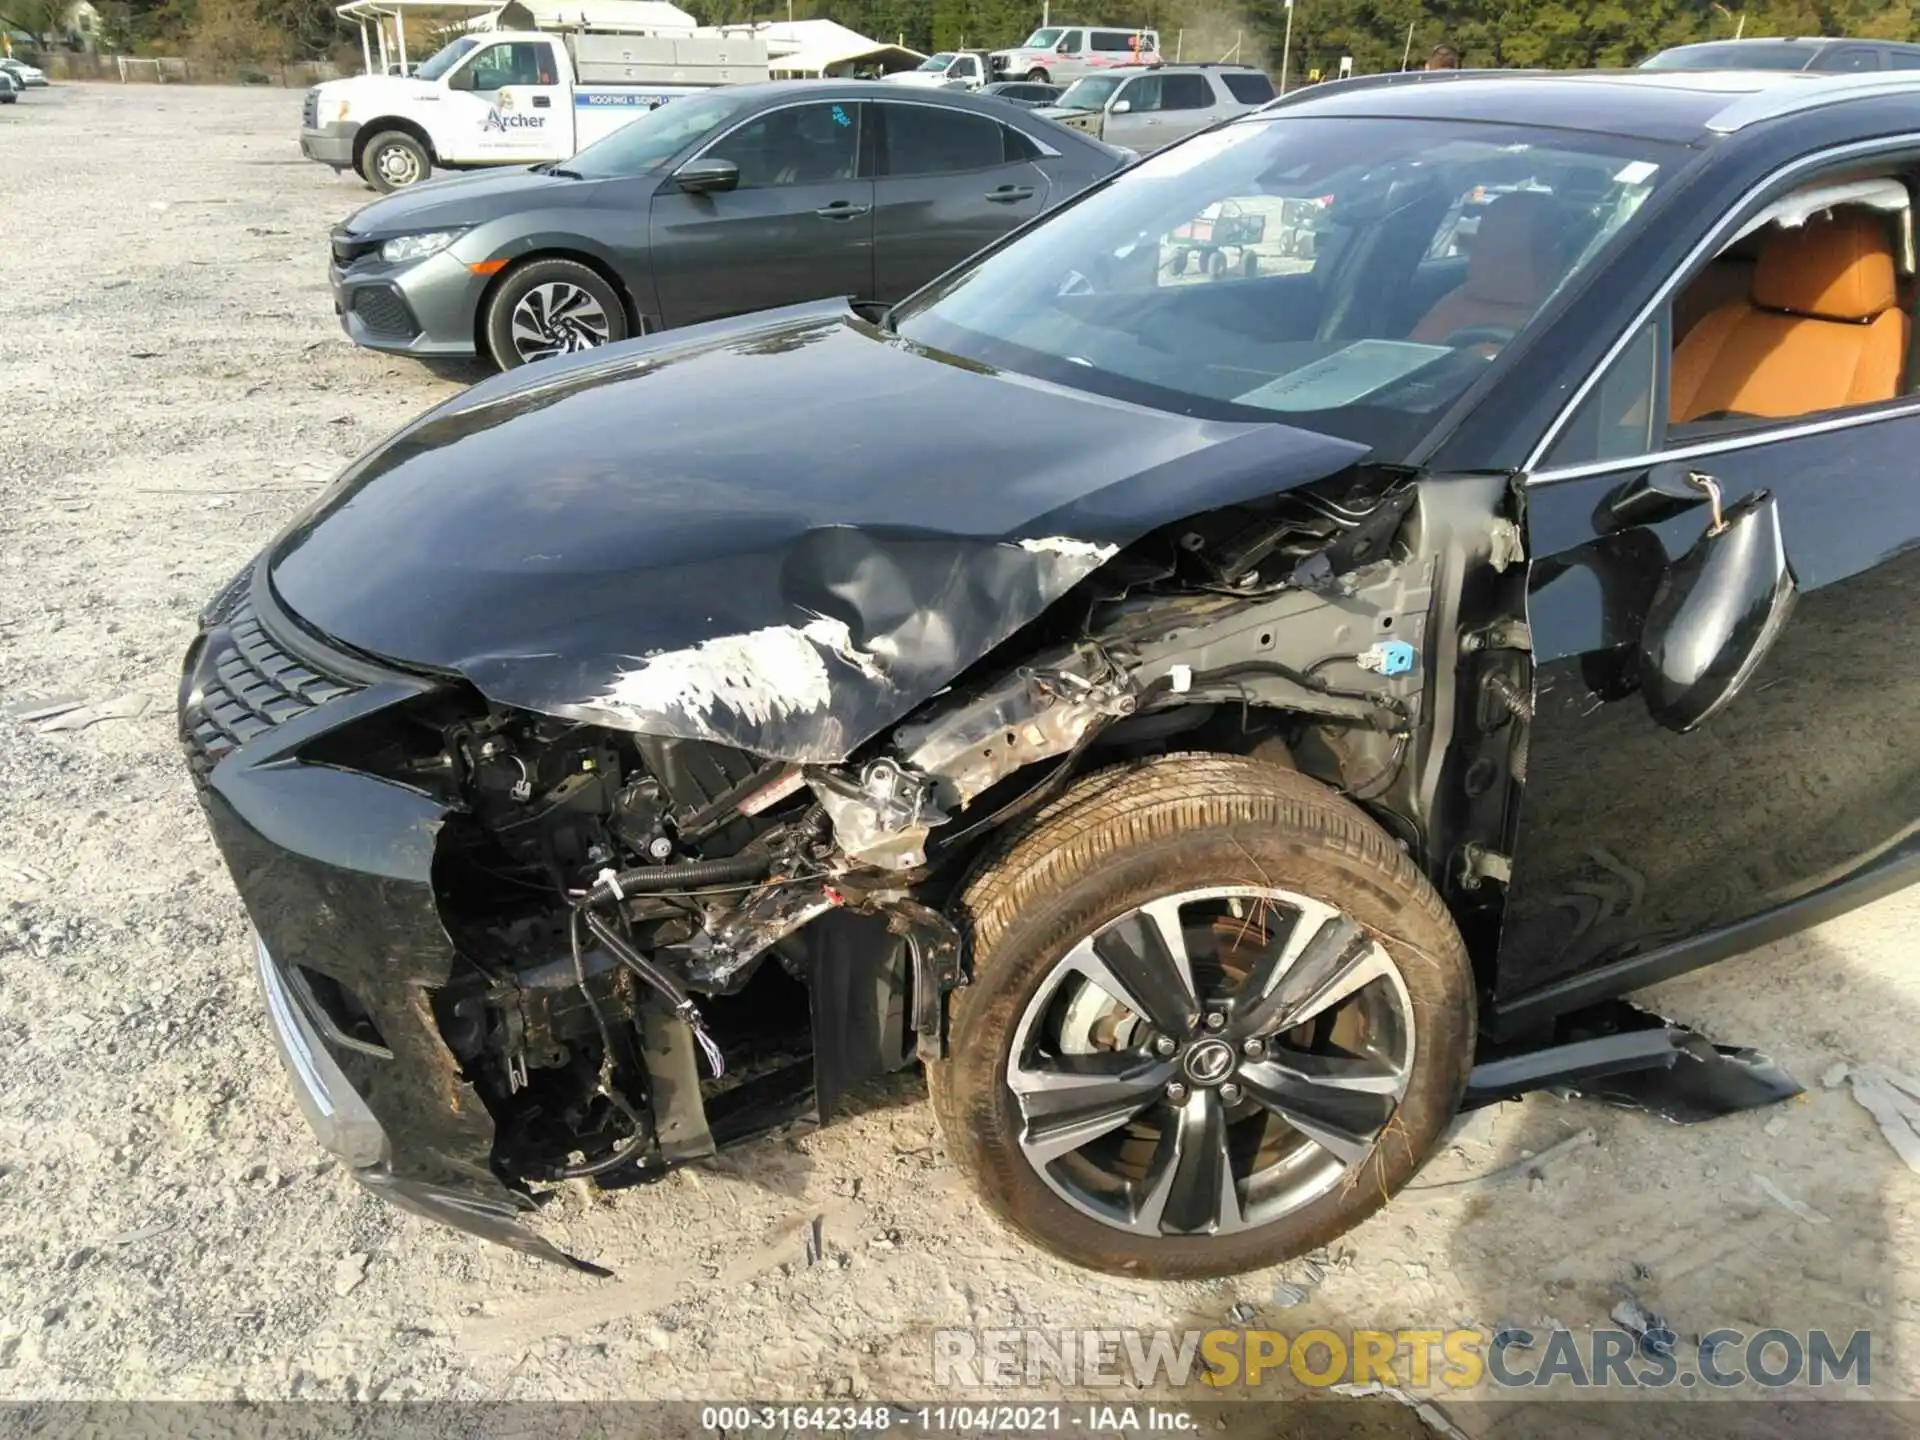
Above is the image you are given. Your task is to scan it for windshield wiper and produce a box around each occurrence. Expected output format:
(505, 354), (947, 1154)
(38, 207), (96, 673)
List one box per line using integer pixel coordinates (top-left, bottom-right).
(547, 165), (585, 180)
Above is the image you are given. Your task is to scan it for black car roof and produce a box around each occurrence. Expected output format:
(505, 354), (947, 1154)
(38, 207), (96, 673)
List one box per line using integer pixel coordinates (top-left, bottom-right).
(1255, 68), (1920, 144)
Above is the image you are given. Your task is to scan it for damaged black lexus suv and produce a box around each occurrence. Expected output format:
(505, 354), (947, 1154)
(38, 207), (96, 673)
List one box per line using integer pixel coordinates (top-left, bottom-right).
(184, 69), (1920, 1276)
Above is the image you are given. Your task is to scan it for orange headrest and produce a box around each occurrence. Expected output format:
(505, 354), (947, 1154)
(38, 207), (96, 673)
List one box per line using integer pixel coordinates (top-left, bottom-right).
(1463, 191), (1563, 307)
(1754, 209), (1897, 322)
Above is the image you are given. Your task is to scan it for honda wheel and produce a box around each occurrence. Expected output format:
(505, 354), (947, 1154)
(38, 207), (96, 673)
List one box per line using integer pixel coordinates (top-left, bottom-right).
(483, 258), (629, 370)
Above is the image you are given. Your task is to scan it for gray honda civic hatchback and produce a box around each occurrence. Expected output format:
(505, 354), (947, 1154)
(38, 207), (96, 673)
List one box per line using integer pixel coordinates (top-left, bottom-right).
(328, 80), (1128, 369)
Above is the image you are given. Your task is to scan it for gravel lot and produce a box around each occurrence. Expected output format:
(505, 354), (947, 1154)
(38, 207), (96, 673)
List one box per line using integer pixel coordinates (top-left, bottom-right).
(3, 82), (1920, 1430)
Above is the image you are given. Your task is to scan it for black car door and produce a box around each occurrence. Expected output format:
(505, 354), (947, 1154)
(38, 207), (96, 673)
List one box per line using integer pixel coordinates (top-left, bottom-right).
(869, 100), (1051, 300)
(1495, 171), (1920, 1016)
(648, 99), (874, 329)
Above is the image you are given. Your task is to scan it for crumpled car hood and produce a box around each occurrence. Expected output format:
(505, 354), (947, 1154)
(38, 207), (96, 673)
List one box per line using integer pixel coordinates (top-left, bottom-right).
(269, 301), (1369, 762)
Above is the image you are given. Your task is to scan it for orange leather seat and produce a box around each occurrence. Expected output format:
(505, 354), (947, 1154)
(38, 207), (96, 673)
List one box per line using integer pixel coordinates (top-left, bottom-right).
(1410, 192), (1564, 344)
(1670, 210), (1908, 423)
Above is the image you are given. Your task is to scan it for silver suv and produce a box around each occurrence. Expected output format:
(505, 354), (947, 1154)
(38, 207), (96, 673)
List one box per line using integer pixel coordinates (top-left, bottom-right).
(1039, 64), (1276, 152)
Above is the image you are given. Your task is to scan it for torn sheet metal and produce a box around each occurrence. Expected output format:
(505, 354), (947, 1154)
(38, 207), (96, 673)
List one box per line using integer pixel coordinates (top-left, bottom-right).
(266, 302), (1369, 762)
(1465, 997), (1803, 1122)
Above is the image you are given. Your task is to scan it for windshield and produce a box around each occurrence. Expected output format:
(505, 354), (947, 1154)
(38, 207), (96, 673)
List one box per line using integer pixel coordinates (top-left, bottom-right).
(565, 92), (747, 179)
(1056, 76), (1125, 110)
(895, 116), (1678, 458)
(1021, 28), (1063, 48)
(917, 52), (958, 71)
(1639, 42), (1816, 70)
(415, 38), (478, 81)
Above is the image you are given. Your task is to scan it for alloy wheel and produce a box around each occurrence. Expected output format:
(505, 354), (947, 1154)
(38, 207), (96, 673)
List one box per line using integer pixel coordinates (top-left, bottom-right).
(509, 282), (613, 363)
(1006, 886), (1414, 1239)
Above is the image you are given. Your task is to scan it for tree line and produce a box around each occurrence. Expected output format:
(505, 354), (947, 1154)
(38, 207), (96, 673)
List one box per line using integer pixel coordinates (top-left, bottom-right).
(13, 0), (1920, 77)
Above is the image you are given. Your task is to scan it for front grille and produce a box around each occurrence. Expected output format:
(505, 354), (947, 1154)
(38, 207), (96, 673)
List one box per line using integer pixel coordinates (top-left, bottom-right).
(303, 87), (319, 128)
(183, 598), (360, 780)
(350, 286), (419, 339)
(331, 230), (383, 268)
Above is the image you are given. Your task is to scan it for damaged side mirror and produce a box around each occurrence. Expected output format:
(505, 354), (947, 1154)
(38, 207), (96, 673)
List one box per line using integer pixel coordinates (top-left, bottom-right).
(1637, 475), (1796, 735)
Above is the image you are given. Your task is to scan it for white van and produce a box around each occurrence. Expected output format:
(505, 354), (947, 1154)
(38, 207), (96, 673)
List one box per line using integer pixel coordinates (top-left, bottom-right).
(988, 25), (1161, 85)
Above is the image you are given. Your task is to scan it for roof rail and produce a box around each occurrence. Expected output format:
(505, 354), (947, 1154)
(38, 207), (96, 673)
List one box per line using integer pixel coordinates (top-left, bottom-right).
(1705, 70), (1920, 132)
(1259, 66), (1548, 110)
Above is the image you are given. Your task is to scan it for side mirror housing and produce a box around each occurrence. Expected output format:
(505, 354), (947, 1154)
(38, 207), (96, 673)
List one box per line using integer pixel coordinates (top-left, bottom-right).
(1111, 99), (1132, 113)
(674, 157), (740, 194)
(1638, 488), (1796, 734)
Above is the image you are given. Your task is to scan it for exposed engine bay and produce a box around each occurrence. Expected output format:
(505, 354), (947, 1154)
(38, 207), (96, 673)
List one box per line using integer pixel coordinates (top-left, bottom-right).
(356, 467), (1525, 1202)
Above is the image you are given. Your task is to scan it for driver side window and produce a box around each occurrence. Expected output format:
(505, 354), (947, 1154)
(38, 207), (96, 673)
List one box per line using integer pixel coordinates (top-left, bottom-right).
(1116, 75), (1161, 112)
(451, 41), (544, 93)
(698, 102), (861, 189)
(1543, 178), (1918, 469)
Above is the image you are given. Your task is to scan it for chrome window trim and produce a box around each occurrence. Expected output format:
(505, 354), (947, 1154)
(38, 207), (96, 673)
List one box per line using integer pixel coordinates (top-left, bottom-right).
(1524, 133), (1920, 486)
(1527, 398), (1920, 485)
(688, 94), (1064, 180)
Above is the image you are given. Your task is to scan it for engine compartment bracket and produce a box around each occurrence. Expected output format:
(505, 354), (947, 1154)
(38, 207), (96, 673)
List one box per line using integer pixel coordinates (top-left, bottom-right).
(878, 898), (966, 1063)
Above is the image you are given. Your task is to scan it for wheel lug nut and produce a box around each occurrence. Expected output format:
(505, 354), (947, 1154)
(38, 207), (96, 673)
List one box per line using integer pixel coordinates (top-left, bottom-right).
(1220, 1082), (1242, 1104)
(1241, 1037), (1265, 1058)
(1204, 1012), (1226, 1031)
(1165, 1081), (1189, 1103)
(1153, 1036), (1177, 1057)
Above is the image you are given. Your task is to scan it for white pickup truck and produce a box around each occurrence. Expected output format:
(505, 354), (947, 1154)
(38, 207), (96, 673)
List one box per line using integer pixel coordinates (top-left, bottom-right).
(300, 29), (769, 192)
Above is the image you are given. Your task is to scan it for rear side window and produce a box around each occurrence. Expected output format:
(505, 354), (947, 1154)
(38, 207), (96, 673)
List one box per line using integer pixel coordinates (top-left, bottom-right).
(1003, 125), (1041, 161)
(1090, 31), (1138, 52)
(1888, 51), (1920, 69)
(1222, 72), (1276, 103)
(1160, 74), (1211, 110)
(1821, 45), (1884, 72)
(882, 104), (1008, 176)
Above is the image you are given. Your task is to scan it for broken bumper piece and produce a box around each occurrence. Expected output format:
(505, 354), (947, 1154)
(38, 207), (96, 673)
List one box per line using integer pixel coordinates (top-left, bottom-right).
(255, 934), (607, 1275)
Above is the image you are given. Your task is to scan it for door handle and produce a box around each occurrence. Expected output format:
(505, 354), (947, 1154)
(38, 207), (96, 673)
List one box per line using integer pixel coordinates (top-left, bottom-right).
(986, 186), (1036, 203)
(532, 94), (551, 107)
(815, 201), (871, 219)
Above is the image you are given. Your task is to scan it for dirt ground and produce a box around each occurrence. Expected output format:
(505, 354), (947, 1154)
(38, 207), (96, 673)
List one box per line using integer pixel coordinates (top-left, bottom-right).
(3, 83), (1920, 1433)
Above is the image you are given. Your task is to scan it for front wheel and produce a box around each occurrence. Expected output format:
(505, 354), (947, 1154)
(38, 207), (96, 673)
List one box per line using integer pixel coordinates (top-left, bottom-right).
(929, 754), (1474, 1279)
(482, 258), (628, 370)
(359, 129), (430, 192)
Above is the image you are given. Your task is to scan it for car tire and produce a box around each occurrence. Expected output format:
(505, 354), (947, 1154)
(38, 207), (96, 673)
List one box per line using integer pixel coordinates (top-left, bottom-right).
(360, 129), (431, 193)
(1025, 67), (1050, 83)
(1242, 251), (1259, 277)
(1209, 249), (1229, 279)
(928, 753), (1474, 1279)
(483, 258), (629, 370)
